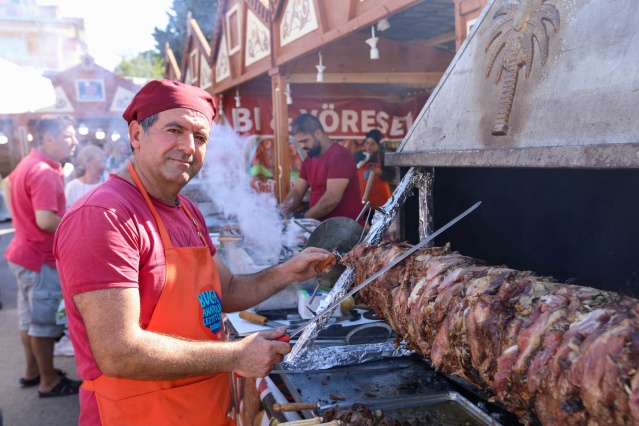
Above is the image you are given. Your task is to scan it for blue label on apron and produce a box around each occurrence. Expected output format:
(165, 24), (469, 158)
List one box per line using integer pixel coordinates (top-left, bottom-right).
(198, 289), (223, 334)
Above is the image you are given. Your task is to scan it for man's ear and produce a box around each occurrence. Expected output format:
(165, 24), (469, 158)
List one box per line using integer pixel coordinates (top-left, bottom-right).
(40, 131), (53, 148)
(128, 121), (142, 150)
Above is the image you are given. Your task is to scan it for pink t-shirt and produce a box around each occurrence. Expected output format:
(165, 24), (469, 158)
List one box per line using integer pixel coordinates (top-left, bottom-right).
(54, 175), (216, 426)
(299, 143), (361, 221)
(5, 148), (65, 271)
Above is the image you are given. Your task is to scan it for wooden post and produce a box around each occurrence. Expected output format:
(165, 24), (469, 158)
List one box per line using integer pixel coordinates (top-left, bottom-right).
(453, 0), (490, 50)
(270, 68), (290, 203)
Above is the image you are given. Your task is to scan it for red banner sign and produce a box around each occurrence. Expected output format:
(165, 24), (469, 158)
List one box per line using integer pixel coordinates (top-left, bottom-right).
(221, 95), (428, 140)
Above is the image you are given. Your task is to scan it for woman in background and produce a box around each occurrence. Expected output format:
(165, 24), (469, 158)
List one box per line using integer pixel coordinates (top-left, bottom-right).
(65, 145), (106, 208)
(354, 129), (393, 215)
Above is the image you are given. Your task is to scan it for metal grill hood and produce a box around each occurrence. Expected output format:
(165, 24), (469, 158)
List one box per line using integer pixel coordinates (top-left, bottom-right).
(387, 0), (639, 169)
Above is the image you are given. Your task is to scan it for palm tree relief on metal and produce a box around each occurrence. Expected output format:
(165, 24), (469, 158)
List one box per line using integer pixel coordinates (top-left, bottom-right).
(485, 0), (560, 136)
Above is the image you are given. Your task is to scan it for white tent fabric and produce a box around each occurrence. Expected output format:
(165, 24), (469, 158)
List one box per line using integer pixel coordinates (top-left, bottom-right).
(0, 58), (56, 114)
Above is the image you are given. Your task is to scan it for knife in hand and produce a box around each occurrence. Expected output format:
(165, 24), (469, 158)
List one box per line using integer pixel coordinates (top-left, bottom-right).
(288, 201), (482, 338)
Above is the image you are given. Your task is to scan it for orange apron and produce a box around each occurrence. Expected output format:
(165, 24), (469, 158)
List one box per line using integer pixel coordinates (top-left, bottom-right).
(83, 164), (233, 426)
(357, 158), (391, 208)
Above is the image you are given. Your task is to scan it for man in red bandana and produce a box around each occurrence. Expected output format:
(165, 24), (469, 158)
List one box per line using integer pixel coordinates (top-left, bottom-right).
(54, 80), (331, 426)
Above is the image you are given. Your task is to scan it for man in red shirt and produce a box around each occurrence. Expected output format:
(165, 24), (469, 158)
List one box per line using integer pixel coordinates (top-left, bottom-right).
(2, 115), (81, 397)
(53, 80), (331, 425)
(279, 114), (361, 221)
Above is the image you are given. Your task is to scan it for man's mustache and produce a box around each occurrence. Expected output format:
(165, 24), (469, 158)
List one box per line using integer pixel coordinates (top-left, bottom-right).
(172, 154), (195, 163)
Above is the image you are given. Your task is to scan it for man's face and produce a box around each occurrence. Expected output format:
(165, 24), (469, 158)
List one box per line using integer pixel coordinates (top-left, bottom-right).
(294, 130), (321, 158)
(131, 108), (210, 189)
(44, 125), (78, 163)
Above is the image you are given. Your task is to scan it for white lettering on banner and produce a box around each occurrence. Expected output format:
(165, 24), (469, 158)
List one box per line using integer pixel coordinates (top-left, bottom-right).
(319, 104), (339, 133)
(233, 107), (417, 137)
(389, 112), (415, 137)
(342, 110), (358, 133)
(254, 107), (261, 132)
(361, 110), (376, 132)
(376, 111), (390, 134)
(389, 115), (404, 137)
(232, 108), (254, 132)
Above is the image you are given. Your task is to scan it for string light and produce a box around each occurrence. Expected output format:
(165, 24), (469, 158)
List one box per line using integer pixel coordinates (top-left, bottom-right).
(366, 26), (380, 60)
(78, 123), (89, 136)
(316, 51), (326, 82)
(235, 87), (241, 107)
(285, 79), (293, 105)
(95, 128), (105, 140)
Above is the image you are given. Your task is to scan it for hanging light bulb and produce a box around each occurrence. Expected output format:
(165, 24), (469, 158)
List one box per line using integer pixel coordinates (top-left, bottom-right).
(95, 128), (106, 140)
(285, 79), (293, 105)
(366, 26), (380, 60)
(27, 133), (33, 142)
(111, 131), (121, 142)
(78, 123), (89, 136)
(0, 131), (8, 145)
(235, 87), (241, 107)
(316, 50), (326, 82)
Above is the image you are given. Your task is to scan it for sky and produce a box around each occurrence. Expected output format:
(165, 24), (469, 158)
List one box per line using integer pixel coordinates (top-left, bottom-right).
(37, 0), (175, 71)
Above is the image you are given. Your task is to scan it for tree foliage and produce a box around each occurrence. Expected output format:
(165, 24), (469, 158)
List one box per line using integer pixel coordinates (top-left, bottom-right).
(152, 0), (219, 69)
(114, 51), (165, 79)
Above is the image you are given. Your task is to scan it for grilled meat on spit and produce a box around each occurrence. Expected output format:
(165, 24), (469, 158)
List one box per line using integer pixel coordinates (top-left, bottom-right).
(343, 242), (639, 425)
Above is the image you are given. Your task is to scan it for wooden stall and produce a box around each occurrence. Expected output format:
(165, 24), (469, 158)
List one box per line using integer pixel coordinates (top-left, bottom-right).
(168, 0), (471, 202)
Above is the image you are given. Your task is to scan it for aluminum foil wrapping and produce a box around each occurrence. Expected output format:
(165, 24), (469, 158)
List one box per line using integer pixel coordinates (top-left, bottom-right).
(285, 167), (432, 365)
(417, 168), (435, 242)
(281, 341), (413, 371)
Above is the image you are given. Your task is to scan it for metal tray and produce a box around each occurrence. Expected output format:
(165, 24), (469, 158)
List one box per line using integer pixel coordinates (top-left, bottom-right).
(276, 355), (514, 424)
(321, 392), (502, 426)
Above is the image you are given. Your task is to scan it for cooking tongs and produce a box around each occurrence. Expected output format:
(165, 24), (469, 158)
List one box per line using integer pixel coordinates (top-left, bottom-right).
(288, 201), (482, 338)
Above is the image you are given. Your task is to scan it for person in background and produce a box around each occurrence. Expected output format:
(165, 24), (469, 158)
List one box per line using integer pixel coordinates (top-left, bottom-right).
(340, 138), (365, 155)
(278, 114), (361, 221)
(2, 115), (81, 398)
(104, 137), (131, 176)
(0, 173), (6, 310)
(354, 129), (393, 218)
(54, 80), (331, 425)
(65, 145), (106, 208)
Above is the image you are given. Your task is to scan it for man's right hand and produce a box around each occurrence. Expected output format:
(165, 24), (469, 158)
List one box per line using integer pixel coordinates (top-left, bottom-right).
(231, 328), (291, 378)
(277, 198), (293, 219)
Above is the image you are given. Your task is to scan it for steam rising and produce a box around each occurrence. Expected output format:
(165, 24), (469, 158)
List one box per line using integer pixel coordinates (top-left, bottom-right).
(203, 120), (301, 266)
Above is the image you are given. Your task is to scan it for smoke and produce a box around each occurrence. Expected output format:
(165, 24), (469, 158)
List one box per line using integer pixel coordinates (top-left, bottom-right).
(202, 120), (301, 266)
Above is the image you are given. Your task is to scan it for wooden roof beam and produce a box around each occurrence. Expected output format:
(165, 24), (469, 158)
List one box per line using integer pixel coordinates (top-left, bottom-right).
(191, 18), (212, 58)
(165, 42), (181, 81)
(416, 31), (456, 47)
(289, 72), (443, 87)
